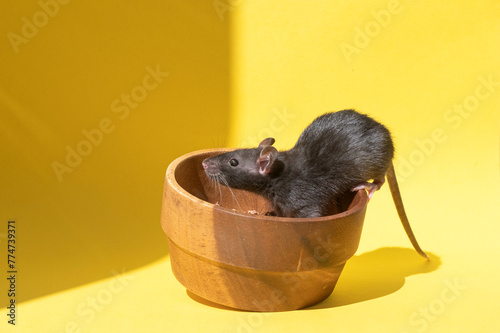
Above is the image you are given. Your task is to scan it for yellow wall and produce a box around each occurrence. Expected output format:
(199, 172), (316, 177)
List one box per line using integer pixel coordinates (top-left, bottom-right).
(1, 0), (500, 332)
(228, 1), (499, 150)
(1, 0), (230, 303)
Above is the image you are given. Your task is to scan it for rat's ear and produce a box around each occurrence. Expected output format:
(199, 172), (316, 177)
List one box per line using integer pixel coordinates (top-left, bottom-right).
(257, 146), (278, 175)
(258, 137), (275, 148)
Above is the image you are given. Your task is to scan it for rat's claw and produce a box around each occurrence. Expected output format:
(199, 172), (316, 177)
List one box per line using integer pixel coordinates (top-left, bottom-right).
(352, 182), (379, 199)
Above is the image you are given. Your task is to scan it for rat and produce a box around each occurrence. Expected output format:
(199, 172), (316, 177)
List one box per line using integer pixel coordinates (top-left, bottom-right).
(202, 109), (429, 259)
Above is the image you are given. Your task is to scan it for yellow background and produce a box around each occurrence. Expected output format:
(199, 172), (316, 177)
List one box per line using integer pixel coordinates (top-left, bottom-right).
(1, 0), (499, 332)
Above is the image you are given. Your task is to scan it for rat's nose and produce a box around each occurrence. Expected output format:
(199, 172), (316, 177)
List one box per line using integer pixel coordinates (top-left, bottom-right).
(202, 160), (208, 169)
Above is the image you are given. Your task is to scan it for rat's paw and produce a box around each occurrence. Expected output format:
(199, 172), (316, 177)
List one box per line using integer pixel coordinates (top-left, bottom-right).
(352, 182), (379, 199)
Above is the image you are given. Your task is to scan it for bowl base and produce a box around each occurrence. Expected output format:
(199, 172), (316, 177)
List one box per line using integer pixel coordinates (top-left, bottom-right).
(168, 238), (345, 312)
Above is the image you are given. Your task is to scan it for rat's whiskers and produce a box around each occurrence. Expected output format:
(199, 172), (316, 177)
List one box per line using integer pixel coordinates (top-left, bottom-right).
(220, 176), (242, 210)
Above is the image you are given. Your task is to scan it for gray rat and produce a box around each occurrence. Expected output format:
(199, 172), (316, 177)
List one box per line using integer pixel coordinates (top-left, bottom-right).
(202, 109), (428, 259)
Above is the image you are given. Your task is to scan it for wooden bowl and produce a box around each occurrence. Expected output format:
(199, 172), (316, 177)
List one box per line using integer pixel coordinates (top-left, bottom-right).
(161, 149), (369, 311)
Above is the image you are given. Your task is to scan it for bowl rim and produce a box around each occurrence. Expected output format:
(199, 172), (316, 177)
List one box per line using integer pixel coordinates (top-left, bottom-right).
(166, 148), (368, 223)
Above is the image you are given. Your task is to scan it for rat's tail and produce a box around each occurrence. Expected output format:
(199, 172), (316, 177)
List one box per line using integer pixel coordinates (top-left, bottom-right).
(386, 161), (429, 260)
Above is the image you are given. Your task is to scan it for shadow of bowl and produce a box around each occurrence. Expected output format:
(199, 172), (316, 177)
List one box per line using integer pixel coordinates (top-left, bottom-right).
(307, 247), (441, 309)
(161, 149), (369, 312)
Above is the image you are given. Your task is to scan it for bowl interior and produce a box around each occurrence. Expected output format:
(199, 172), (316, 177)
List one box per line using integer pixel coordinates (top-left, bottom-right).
(174, 150), (358, 217)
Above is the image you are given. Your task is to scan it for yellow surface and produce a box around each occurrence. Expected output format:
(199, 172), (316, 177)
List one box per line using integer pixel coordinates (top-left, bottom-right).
(1, 1), (499, 332)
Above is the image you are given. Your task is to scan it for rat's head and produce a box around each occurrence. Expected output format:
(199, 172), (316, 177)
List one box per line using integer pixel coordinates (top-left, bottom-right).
(202, 138), (279, 191)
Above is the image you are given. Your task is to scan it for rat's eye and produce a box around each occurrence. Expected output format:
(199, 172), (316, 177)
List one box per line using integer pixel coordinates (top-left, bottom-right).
(229, 159), (239, 167)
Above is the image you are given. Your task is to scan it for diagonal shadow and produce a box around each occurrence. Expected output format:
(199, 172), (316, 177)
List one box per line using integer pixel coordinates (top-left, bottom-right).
(0, 1), (230, 307)
(306, 247), (441, 309)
